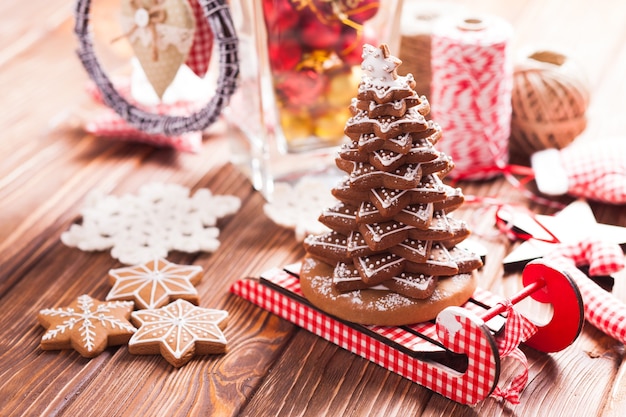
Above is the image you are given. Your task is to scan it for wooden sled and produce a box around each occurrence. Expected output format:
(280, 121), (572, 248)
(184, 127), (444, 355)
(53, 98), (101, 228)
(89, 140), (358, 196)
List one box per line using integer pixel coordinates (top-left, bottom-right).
(230, 259), (584, 405)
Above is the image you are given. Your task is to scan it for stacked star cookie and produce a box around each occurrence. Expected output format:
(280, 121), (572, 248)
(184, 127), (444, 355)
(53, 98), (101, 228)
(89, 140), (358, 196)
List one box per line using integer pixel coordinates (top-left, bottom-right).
(300, 44), (483, 326)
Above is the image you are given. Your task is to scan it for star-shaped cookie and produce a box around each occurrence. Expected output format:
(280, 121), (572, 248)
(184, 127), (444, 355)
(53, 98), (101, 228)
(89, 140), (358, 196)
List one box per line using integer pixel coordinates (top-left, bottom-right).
(107, 258), (203, 309)
(38, 294), (136, 358)
(128, 299), (228, 367)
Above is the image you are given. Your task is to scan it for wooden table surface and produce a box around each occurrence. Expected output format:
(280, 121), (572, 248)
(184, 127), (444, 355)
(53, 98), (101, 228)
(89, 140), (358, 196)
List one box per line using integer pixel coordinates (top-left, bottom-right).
(2, 0), (626, 415)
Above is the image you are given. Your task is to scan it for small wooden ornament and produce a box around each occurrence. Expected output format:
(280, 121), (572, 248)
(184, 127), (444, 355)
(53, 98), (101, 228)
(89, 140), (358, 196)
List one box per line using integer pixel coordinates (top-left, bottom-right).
(499, 200), (626, 270)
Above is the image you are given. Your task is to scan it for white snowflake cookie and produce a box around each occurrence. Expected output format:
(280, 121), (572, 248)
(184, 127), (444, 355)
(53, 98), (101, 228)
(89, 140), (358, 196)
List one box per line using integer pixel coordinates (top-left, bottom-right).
(61, 183), (241, 264)
(263, 177), (336, 241)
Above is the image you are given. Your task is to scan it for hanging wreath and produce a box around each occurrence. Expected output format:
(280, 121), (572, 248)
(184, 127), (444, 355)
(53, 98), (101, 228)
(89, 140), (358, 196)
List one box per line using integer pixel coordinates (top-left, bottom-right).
(74, 0), (239, 136)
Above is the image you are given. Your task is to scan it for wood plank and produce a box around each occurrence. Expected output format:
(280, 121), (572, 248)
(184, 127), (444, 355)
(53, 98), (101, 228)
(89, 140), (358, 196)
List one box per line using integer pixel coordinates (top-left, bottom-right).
(2, 0), (626, 415)
(0, 165), (306, 416)
(239, 331), (431, 417)
(0, 165), (292, 415)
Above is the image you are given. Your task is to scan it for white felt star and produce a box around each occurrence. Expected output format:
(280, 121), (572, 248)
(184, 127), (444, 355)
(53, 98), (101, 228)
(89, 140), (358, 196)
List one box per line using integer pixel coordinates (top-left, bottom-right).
(61, 183), (240, 264)
(501, 200), (626, 270)
(107, 258), (203, 309)
(128, 298), (228, 367)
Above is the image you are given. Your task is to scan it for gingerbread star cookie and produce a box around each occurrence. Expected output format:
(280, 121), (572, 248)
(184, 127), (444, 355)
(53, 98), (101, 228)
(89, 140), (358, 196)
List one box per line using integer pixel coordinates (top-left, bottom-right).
(107, 258), (203, 309)
(128, 299), (228, 367)
(37, 295), (136, 358)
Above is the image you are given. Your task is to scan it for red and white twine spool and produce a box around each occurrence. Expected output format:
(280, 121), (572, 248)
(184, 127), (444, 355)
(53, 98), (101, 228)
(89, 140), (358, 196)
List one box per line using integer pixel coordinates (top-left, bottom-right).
(430, 15), (513, 180)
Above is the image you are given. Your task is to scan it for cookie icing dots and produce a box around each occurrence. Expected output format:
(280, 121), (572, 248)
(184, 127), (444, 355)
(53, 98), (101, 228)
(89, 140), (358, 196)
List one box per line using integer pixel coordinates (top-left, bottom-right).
(128, 298), (228, 367)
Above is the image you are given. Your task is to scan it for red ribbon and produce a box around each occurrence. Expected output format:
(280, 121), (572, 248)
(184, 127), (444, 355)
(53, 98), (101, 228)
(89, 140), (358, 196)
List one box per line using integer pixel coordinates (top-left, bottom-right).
(494, 204), (561, 244)
(545, 240), (626, 344)
(451, 163), (566, 210)
(450, 163), (536, 183)
(490, 300), (538, 404)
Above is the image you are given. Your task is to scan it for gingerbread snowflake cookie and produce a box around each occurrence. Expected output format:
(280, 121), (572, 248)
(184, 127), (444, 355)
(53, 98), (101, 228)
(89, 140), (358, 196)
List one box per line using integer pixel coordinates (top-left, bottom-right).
(107, 258), (203, 309)
(37, 295), (136, 358)
(128, 299), (228, 367)
(61, 183), (241, 264)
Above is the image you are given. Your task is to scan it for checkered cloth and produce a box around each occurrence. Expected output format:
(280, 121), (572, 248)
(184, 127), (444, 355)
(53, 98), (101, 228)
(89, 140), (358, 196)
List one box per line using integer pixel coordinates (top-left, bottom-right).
(85, 80), (204, 152)
(545, 240), (626, 343)
(560, 139), (626, 204)
(185, 0), (214, 77)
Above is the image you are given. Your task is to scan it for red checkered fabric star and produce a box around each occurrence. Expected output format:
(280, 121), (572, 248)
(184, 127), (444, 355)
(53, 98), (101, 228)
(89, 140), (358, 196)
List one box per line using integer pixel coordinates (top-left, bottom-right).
(545, 240), (626, 344)
(490, 300), (538, 404)
(560, 139), (626, 204)
(185, 0), (214, 77)
(85, 80), (204, 152)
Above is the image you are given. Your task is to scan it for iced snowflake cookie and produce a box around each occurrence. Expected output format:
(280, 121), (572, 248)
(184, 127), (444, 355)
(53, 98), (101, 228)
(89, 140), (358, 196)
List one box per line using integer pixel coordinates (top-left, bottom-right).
(61, 182), (241, 265)
(107, 258), (203, 309)
(128, 299), (228, 367)
(263, 177), (336, 241)
(37, 295), (136, 358)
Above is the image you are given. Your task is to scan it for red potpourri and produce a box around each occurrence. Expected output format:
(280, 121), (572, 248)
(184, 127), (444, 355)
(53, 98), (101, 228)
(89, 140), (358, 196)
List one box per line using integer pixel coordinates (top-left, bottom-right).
(262, 0), (380, 149)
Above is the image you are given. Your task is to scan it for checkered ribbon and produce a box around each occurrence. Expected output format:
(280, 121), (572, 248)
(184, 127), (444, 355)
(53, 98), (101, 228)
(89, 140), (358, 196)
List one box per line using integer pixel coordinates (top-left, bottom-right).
(490, 300), (538, 404)
(545, 240), (626, 343)
(85, 81), (204, 152)
(185, 0), (214, 77)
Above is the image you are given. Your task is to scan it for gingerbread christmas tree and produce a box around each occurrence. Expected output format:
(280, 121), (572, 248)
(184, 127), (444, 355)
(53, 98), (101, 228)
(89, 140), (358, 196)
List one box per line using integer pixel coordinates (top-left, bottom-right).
(300, 44), (483, 326)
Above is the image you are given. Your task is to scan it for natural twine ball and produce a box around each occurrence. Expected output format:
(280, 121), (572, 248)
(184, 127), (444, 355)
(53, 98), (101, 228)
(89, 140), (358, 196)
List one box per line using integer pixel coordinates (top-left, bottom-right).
(510, 50), (590, 158)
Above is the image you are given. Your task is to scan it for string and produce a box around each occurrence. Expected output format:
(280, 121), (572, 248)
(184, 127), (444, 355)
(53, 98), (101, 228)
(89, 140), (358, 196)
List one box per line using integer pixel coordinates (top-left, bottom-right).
(490, 300), (538, 404)
(462, 195), (562, 244)
(493, 205), (560, 244)
(428, 16), (575, 209)
(449, 162), (567, 210)
(430, 14), (513, 181)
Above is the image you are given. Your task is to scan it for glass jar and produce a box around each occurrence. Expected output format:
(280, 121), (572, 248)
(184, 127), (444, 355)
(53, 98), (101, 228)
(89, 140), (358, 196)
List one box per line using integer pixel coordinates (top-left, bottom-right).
(227, 0), (404, 198)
